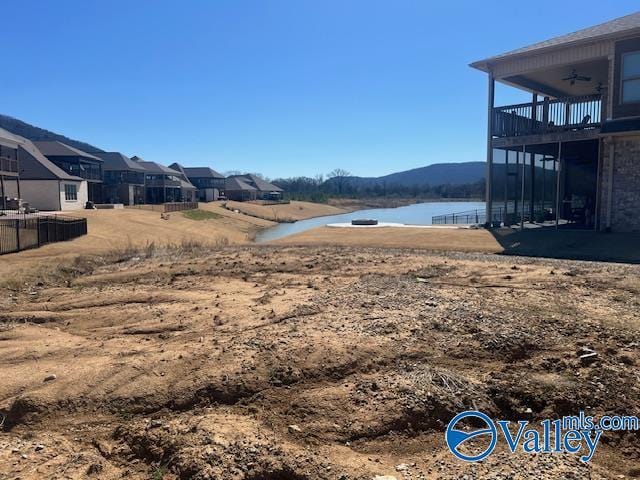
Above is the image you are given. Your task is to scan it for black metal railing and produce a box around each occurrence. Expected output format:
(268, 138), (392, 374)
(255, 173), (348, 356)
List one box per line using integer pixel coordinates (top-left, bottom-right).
(493, 94), (602, 138)
(0, 215), (88, 255)
(432, 202), (558, 226)
(432, 207), (501, 225)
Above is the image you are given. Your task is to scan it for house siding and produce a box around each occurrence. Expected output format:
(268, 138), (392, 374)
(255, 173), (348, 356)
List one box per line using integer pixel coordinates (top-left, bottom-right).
(599, 135), (640, 232)
(612, 37), (640, 119)
(20, 179), (87, 211)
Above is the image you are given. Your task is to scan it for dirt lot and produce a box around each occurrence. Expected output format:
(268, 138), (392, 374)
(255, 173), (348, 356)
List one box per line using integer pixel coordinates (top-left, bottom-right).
(1, 245), (639, 479)
(270, 226), (503, 253)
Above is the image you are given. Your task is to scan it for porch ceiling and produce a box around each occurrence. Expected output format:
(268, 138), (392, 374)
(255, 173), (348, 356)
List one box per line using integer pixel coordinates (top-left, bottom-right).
(500, 58), (609, 98)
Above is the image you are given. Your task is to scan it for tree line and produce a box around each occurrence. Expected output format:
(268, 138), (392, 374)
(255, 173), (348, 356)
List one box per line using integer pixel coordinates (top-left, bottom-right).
(269, 169), (485, 203)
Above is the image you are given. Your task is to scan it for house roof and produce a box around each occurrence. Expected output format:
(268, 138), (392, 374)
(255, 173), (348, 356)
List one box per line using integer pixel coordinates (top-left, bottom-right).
(228, 174), (283, 192)
(169, 163), (225, 179)
(0, 130), (84, 181)
(178, 178), (197, 190)
(0, 127), (25, 149)
(93, 152), (146, 172)
(133, 159), (181, 175)
(471, 11), (640, 71)
(225, 176), (257, 191)
(131, 156), (197, 189)
(33, 141), (103, 161)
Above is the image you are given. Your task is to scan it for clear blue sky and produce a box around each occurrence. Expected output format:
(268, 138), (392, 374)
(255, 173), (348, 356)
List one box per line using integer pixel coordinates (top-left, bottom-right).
(2, 1), (637, 178)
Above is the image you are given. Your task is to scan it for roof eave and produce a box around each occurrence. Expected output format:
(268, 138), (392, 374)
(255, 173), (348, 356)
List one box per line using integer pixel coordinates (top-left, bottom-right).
(470, 26), (640, 76)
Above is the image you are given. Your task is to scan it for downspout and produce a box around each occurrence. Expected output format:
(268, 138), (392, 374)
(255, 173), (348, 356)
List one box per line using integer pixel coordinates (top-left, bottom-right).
(59, 180), (62, 211)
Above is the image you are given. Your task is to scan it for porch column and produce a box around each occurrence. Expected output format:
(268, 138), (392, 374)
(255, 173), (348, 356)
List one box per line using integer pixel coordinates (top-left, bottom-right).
(503, 149), (508, 219)
(520, 145), (526, 230)
(485, 72), (495, 226)
(0, 174), (5, 210)
(555, 142), (563, 229)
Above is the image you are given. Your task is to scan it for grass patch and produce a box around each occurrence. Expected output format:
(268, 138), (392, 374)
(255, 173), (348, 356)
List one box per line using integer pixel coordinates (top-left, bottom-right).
(182, 209), (221, 221)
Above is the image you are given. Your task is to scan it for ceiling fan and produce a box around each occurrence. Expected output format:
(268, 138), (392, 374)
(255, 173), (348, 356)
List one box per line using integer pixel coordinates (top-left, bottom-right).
(562, 69), (592, 85)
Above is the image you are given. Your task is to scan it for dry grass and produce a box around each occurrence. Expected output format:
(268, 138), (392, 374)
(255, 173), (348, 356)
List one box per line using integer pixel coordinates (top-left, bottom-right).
(223, 200), (347, 222)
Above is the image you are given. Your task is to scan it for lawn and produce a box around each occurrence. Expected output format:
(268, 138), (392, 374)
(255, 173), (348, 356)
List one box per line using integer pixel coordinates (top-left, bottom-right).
(182, 209), (222, 221)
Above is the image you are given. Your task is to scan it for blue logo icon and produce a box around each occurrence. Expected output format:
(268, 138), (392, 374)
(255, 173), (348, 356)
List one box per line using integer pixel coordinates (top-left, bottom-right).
(446, 410), (497, 462)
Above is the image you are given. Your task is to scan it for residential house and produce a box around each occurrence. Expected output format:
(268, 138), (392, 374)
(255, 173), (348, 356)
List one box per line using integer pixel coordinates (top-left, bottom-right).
(225, 174), (283, 201)
(472, 11), (640, 231)
(93, 152), (146, 205)
(169, 163), (225, 202)
(34, 141), (103, 203)
(131, 156), (197, 203)
(0, 128), (21, 210)
(16, 134), (87, 210)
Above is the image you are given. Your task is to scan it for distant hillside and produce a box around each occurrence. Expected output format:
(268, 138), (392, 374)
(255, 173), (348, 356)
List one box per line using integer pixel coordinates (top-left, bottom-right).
(0, 114), (102, 153)
(327, 162), (486, 188)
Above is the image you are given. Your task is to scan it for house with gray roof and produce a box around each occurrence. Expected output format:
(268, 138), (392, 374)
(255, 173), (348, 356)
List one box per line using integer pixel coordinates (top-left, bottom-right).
(169, 163), (225, 202)
(34, 141), (103, 204)
(93, 152), (146, 205)
(472, 11), (640, 231)
(0, 128), (21, 210)
(225, 174), (283, 202)
(1, 130), (88, 211)
(131, 156), (197, 204)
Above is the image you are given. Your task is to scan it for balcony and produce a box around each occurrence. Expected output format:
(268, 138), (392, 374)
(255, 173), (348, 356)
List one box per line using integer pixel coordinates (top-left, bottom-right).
(0, 156), (18, 175)
(492, 94), (602, 139)
(145, 178), (182, 188)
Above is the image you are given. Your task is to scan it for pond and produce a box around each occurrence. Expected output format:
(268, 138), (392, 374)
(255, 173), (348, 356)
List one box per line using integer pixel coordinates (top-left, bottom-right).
(255, 201), (485, 242)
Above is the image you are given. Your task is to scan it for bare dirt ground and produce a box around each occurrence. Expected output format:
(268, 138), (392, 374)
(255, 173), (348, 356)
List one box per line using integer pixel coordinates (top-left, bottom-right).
(1, 245), (639, 479)
(270, 226), (503, 253)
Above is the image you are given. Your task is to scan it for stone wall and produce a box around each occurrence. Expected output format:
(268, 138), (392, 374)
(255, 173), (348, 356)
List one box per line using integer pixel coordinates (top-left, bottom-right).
(599, 135), (640, 232)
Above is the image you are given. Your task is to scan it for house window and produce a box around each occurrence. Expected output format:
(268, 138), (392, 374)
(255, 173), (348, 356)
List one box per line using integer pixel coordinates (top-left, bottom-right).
(64, 184), (77, 201)
(621, 51), (640, 103)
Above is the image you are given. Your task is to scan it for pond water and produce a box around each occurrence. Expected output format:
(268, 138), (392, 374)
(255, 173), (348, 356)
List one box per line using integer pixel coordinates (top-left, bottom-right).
(255, 201), (485, 242)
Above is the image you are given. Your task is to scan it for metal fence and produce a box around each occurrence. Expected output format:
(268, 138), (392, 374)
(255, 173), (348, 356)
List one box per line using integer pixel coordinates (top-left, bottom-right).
(432, 208), (491, 225)
(432, 202), (558, 226)
(0, 215), (88, 255)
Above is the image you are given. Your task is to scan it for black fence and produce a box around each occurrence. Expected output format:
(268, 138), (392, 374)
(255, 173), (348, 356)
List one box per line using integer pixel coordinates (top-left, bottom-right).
(0, 215), (88, 255)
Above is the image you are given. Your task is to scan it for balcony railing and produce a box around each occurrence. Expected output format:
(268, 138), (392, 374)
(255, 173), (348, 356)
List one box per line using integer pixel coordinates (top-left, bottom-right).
(493, 94), (602, 138)
(0, 156), (18, 174)
(145, 178), (182, 187)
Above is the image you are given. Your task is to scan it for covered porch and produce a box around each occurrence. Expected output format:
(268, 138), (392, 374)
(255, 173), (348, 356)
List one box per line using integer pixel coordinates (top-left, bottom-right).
(488, 139), (600, 229)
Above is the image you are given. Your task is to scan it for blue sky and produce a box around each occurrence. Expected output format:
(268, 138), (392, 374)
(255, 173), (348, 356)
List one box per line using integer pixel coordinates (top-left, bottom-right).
(2, 1), (638, 178)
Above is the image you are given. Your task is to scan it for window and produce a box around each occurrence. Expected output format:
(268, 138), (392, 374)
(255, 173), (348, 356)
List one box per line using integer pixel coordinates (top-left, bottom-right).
(621, 51), (640, 103)
(64, 184), (77, 201)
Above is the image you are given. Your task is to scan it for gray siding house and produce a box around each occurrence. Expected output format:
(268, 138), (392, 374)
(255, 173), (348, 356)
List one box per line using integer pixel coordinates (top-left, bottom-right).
(34, 141), (103, 204)
(225, 174), (283, 201)
(94, 152), (146, 205)
(131, 156), (197, 204)
(169, 163), (225, 202)
(17, 134), (87, 210)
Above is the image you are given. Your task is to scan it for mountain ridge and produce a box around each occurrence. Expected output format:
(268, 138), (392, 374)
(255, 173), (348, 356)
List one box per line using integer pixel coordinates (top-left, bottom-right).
(0, 114), (103, 153)
(328, 161), (486, 188)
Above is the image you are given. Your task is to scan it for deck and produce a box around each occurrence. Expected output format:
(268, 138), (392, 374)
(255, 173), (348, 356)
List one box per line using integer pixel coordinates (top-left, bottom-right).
(492, 94), (602, 147)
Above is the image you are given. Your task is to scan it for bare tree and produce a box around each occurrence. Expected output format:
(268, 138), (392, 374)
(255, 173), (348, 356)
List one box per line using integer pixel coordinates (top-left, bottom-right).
(327, 168), (351, 194)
